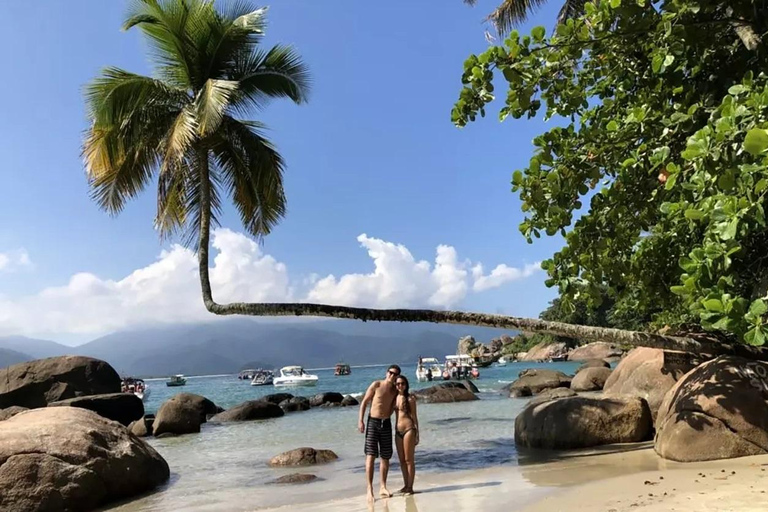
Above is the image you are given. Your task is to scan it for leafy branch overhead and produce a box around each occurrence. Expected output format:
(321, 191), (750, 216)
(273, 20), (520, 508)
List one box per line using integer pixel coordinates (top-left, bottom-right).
(453, 0), (768, 345)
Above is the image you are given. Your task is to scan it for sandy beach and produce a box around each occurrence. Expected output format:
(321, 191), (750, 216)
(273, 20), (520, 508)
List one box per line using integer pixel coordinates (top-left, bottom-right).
(268, 446), (768, 512)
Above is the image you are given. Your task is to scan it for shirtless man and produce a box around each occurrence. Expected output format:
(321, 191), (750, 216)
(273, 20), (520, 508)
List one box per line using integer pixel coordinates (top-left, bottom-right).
(359, 364), (401, 502)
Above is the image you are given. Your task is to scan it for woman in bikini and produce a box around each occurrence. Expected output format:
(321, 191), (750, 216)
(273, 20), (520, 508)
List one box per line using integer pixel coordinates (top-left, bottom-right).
(394, 375), (419, 495)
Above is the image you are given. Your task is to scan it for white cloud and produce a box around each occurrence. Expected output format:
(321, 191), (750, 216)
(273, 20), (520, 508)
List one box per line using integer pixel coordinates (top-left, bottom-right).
(0, 230), (540, 338)
(0, 249), (32, 273)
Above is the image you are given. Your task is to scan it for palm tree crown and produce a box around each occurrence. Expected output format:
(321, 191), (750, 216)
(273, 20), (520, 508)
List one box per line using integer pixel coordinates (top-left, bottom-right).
(464, 0), (586, 35)
(83, 0), (309, 246)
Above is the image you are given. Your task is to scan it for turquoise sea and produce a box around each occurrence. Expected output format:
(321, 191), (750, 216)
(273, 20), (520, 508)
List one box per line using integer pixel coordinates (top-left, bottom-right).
(111, 361), (585, 512)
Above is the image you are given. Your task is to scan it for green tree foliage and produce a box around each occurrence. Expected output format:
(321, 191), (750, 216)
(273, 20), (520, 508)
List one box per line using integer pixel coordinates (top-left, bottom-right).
(453, 0), (768, 344)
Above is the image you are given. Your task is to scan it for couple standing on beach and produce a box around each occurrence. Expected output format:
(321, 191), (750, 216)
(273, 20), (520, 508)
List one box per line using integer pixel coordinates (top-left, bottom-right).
(358, 365), (420, 502)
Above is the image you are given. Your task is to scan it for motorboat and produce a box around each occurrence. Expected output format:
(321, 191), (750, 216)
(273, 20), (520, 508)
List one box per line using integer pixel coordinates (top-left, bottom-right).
(496, 356), (509, 367)
(273, 366), (319, 387)
(442, 355), (479, 380)
(334, 362), (351, 376)
(416, 357), (442, 382)
(238, 369), (257, 380)
(121, 377), (150, 401)
(166, 374), (187, 387)
(250, 369), (274, 386)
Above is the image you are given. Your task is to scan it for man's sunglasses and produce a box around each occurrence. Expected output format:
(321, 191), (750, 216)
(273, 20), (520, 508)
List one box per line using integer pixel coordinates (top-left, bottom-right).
(387, 370), (400, 376)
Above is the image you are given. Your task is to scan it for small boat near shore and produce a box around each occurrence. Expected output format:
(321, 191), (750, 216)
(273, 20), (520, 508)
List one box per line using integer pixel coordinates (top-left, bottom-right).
(442, 355), (480, 380)
(334, 362), (351, 376)
(121, 377), (150, 401)
(250, 369), (274, 386)
(166, 374), (187, 387)
(273, 366), (318, 387)
(238, 369), (257, 380)
(416, 357), (442, 382)
(496, 356), (509, 367)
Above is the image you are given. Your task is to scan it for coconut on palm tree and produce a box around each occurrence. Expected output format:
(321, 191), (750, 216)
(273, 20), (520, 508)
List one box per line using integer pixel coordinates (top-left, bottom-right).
(82, 0), (756, 360)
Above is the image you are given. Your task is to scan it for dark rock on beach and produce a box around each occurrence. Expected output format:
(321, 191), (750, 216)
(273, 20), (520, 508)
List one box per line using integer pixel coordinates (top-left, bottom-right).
(340, 395), (359, 407)
(0, 406), (28, 421)
(515, 396), (653, 449)
(262, 393), (294, 405)
(528, 387), (577, 406)
(413, 383), (478, 403)
(0, 407), (169, 512)
(48, 392), (144, 426)
(505, 369), (572, 397)
(280, 397), (311, 412)
(309, 392), (344, 407)
(153, 393), (219, 436)
(576, 359), (611, 373)
(436, 380), (480, 394)
(0, 355), (121, 409)
(655, 356), (768, 462)
(269, 447), (339, 466)
(571, 367), (613, 392)
(268, 473), (321, 485)
(129, 414), (155, 437)
(211, 400), (284, 422)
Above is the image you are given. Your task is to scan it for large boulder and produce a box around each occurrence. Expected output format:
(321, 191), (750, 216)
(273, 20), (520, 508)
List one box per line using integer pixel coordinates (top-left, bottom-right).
(529, 387), (577, 406)
(309, 392), (344, 407)
(576, 359), (611, 373)
(210, 400), (284, 422)
(262, 393), (294, 405)
(153, 393), (219, 436)
(655, 356), (768, 462)
(505, 369), (572, 397)
(457, 335), (477, 355)
(129, 415), (154, 437)
(434, 380), (480, 394)
(413, 384), (478, 403)
(0, 407), (169, 512)
(568, 342), (623, 362)
(515, 396), (653, 449)
(0, 356), (121, 409)
(0, 406), (28, 421)
(269, 447), (338, 466)
(340, 395), (359, 407)
(571, 367), (613, 392)
(604, 348), (696, 421)
(48, 393), (144, 426)
(280, 397), (311, 413)
(519, 342), (568, 362)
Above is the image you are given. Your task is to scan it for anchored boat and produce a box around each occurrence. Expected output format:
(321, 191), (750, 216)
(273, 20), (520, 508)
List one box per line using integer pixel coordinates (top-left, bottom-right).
(166, 374), (187, 387)
(273, 366), (318, 387)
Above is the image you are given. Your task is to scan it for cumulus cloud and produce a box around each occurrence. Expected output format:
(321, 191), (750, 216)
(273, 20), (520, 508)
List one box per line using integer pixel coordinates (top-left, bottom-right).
(0, 230), (540, 338)
(0, 249), (31, 273)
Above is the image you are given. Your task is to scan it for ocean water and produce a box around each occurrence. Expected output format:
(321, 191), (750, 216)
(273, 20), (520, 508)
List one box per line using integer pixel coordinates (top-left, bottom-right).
(110, 361), (584, 512)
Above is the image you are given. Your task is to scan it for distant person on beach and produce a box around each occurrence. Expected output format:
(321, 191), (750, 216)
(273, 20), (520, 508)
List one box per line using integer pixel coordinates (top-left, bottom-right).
(359, 364), (401, 502)
(394, 375), (419, 495)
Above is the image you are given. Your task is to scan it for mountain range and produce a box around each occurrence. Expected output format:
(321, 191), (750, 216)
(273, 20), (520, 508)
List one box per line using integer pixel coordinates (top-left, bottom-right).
(0, 319), (515, 377)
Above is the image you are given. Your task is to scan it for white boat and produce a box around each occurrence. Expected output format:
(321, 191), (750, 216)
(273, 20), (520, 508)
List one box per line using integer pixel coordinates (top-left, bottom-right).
(121, 377), (150, 401)
(416, 357), (442, 382)
(273, 366), (318, 387)
(442, 355), (480, 380)
(496, 356), (508, 367)
(250, 369), (274, 386)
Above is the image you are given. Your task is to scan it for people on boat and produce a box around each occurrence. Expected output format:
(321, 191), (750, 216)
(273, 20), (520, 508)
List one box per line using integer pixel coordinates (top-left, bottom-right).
(394, 375), (419, 496)
(425, 368), (432, 381)
(358, 364), (401, 502)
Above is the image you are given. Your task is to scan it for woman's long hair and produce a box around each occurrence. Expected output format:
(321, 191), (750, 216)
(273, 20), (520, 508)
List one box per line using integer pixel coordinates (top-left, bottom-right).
(396, 375), (411, 417)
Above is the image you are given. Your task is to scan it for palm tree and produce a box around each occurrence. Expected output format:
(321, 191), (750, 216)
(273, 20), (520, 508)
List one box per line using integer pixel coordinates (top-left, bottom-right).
(463, 0), (586, 36)
(82, 0), (762, 360)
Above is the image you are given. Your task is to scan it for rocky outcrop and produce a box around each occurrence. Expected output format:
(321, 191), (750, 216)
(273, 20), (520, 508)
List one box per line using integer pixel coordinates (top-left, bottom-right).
(436, 380), (480, 394)
(340, 395), (359, 407)
(0, 406), (27, 421)
(210, 400), (284, 422)
(519, 342), (568, 362)
(413, 383), (478, 403)
(280, 397), (311, 412)
(515, 396), (653, 449)
(529, 387), (577, 406)
(269, 448), (338, 466)
(571, 367), (613, 392)
(129, 415), (154, 437)
(153, 393), (219, 436)
(568, 342), (623, 362)
(0, 356), (121, 409)
(576, 359), (611, 373)
(309, 392), (344, 407)
(457, 335), (478, 355)
(506, 369), (572, 397)
(48, 392), (144, 426)
(268, 473), (320, 485)
(262, 393), (294, 405)
(655, 356), (768, 462)
(0, 407), (169, 511)
(604, 348), (696, 421)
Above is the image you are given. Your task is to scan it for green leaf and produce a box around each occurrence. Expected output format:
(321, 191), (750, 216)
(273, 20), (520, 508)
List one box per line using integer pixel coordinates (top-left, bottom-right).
(652, 54), (663, 74)
(663, 54), (675, 67)
(512, 170), (523, 185)
(728, 85), (748, 95)
(531, 26), (545, 43)
(744, 129), (768, 156)
(606, 120), (619, 132)
(609, 0), (621, 8)
(745, 327), (767, 346)
(756, 179), (768, 194)
(670, 285), (688, 295)
(703, 298), (724, 312)
(750, 299), (768, 316)
(721, 218), (739, 240)
(684, 209), (705, 220)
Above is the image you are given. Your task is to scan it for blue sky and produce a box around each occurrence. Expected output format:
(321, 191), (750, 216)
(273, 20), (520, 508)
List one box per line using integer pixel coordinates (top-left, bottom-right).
(0, 1), (567, 342)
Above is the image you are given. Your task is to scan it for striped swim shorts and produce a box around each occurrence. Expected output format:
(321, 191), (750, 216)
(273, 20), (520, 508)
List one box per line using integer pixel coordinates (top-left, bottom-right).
(364, 416), (393, 459)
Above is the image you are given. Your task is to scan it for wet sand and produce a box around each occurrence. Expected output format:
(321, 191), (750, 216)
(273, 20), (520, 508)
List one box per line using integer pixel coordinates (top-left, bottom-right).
(266, 446), (768, 512)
